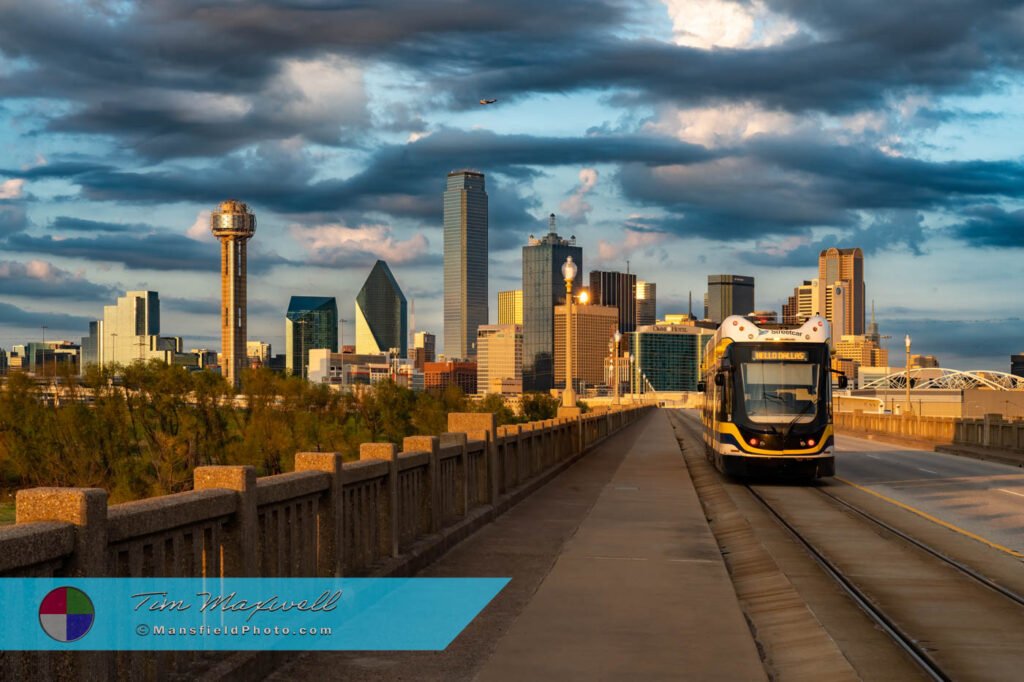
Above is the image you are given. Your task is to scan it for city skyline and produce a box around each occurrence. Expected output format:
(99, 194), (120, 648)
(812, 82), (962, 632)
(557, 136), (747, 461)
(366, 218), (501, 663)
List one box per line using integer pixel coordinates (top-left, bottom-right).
(0, 1), (1022, 369)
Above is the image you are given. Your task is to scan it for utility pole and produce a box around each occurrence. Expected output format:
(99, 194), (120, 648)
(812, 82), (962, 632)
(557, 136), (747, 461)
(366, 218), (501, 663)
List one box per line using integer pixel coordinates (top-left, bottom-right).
(41, 325), (47, 378)
(339, 318), (350, 387)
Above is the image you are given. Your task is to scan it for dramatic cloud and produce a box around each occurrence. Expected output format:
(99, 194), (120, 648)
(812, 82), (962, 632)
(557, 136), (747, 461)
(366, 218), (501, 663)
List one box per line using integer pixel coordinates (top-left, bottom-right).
(289, 223), (438, 267)
(0, 259), (116, 300)
(0, 179), (23, 200)
(948, 205), (1024, 248)
(596, 224), (671, 262)
(559, 168), (599, 224)
(0, 301), (93, 332)
(50, 216), (147, 234)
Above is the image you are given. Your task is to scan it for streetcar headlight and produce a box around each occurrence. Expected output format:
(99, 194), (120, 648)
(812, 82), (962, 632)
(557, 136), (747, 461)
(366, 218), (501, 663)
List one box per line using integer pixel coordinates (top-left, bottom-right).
(749, 438), (759, 446)
(808, 439), (816, 446)
(800, 441), (807, 447)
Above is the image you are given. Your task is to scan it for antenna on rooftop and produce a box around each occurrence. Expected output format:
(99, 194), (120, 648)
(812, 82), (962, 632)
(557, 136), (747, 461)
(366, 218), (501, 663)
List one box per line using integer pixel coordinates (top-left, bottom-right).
(548, 213), (556, 233)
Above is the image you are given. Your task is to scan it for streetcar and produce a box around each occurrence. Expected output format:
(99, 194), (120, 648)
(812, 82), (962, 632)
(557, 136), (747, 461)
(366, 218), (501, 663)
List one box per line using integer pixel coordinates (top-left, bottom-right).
(698, 315), (846, 479)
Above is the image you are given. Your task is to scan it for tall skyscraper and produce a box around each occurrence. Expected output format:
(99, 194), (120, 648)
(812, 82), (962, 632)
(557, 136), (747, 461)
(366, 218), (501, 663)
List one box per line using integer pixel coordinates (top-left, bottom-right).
(211, 200), (256, 389)
(636, 280), (657, 327)
(476, 324), (523, 394)
(706, 275), (755, 323)
(553, 303), (618, 390)
(444, 170), (488, 359)
(818, 247), (865, 335)
(356, 260), (408, 356)
(782, 279), (821, 325)
(590, 270), (637, 334)
(522, 215), (582, 392)
(285, 296), (338, 377)
(498, 289), (523, 325)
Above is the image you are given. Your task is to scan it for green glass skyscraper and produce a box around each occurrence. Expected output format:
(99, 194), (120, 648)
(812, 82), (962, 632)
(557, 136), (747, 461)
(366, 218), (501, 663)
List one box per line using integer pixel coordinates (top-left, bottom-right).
(355, 260), (408, 356)
(286, 296), (338, 377)
(444, 170), (488, 359)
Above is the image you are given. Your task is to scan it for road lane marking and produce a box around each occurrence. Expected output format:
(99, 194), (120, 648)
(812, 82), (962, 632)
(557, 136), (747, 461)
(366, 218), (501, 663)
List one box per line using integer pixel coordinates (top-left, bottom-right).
(865, 454), (880, 460)
(835, 477), (1024, 559)
(998, 488), (1024, 499)
(917, 467), (939, 474)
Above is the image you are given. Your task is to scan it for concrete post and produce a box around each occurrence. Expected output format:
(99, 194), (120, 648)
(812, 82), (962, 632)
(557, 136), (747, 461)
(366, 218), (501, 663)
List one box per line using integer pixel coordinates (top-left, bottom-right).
(448, 413), (499, 504)
(403, 436), (441, 533)
(295, 452), (345, 577)
(360, 443), (399, 558)
(194, 466), (258, 577)
(17, 487), (108, 577)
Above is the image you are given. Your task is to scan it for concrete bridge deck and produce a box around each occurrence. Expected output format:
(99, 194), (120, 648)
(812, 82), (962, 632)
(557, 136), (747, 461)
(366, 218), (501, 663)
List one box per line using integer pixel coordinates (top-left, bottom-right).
(268, 410), (765, 681)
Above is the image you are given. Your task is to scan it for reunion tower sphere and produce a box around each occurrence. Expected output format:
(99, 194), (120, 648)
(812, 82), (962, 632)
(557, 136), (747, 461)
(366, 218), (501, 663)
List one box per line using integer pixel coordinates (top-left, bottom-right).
(211, 200), (256, 239)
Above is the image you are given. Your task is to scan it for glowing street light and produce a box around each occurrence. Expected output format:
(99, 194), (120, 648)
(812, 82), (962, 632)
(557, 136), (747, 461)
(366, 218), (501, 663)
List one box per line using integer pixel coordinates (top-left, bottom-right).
(561, 256), (578, 408)
(905, 334), (912, 416)
(613, 330), (622, 406)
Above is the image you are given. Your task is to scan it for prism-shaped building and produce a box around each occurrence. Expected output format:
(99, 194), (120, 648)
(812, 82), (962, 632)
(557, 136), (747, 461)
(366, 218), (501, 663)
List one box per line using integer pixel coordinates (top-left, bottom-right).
(355, 260), (408, 356)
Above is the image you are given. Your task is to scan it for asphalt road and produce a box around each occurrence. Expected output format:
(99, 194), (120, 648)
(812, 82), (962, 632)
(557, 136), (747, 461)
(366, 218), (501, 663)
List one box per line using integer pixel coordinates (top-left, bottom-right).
(832, 434), (1024, 555)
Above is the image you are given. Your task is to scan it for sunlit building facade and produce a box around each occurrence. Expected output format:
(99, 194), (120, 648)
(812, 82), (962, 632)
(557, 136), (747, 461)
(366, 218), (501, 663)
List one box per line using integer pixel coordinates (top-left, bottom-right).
(286, 296), (338, 377)
(498, 289), (523, 325)
(554, 303), (618, 391)
(477, 324), (523, 395)
(444, 170), (488, 359)
(355, 260), (408, 357)
(211, 199), (256, 390)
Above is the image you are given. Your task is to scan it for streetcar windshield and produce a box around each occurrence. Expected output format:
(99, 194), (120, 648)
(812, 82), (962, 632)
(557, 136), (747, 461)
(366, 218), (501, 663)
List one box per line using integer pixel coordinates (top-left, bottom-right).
(740, 362), (820, 424)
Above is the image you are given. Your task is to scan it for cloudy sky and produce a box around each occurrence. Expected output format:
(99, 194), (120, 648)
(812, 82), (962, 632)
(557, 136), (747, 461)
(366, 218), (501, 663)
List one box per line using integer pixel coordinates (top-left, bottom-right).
(1, 0), (1023, 369)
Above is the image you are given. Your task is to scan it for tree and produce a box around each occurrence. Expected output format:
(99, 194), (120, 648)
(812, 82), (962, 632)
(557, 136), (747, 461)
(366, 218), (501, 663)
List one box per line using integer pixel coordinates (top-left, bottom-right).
(520, 393), (559, 422)
(474, 393), (517, 426)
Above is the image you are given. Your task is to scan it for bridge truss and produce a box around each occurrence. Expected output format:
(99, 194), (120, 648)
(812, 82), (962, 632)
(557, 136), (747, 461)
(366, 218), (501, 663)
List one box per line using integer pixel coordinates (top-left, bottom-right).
(860, 368), (1024, 391)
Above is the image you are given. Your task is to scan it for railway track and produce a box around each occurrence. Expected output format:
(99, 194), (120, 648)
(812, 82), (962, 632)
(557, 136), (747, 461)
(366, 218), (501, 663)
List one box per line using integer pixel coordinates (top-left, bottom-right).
(669, 409), (1024, 681)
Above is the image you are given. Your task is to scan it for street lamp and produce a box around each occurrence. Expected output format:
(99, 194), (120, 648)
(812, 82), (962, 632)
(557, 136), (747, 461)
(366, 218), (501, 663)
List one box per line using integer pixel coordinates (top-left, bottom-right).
(561, 256), (577, 408)
(904, 334), (912, 416)
(613, 330), (621, 406)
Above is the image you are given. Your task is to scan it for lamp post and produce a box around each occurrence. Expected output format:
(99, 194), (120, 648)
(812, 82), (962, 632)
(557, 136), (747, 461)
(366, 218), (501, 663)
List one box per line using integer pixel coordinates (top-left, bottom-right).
(904, 334), (912, 416)
(561, 256), (577, 408)
(339, 318), (349, 388)
(613, 330), (621, 406)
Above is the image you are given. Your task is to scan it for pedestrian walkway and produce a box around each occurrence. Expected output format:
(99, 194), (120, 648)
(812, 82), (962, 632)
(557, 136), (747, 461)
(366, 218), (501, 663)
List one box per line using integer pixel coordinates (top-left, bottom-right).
(267, 411), (763, 681)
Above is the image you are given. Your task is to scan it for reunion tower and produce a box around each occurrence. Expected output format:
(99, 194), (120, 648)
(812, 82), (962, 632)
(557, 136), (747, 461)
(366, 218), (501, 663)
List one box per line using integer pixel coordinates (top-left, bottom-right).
(211, 200), (256, 390)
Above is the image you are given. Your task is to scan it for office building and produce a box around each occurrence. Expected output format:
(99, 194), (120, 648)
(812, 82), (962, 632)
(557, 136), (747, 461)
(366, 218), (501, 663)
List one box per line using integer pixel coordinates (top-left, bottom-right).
(286, 296), (338, 377)
(554, 303), (618, 391)
(590, 270), (637, 334)
(911, 354), (940, 369)
(522, 215), (582, 392)
(410, 331), (437, 370)
(1012, 354), (1024, 379)
(247, 341), (272, 366)
(636, 280), (657, 327)
(211, 199), (256, 390)
(97, 291), (182, 368)
(706, 275), (755, 323)
(818, 247), (865, 336)
(80, 321), (100, 375)
(834, 335), (889, 386)
(498, 290), (523, 325)
(782, 280), (822, 325)
(355, 260), (408, 356)
(444, 170), (488, 359)
(477, 324), (523, 395)
(424, 361), (477, 395)
(631, 320), (714, 392)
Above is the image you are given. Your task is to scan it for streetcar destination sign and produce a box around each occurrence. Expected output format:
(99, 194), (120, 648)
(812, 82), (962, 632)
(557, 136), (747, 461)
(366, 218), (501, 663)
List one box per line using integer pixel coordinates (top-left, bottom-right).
(752, 351), (808, 361)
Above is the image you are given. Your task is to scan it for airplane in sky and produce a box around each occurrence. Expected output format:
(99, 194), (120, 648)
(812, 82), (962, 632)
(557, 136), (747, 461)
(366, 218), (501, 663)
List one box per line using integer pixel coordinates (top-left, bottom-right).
(479, 98), (497, 105)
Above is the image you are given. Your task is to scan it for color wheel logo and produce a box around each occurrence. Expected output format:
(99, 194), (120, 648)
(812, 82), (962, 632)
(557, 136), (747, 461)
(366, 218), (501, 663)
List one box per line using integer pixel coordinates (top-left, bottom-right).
(39, 586), (95, 643)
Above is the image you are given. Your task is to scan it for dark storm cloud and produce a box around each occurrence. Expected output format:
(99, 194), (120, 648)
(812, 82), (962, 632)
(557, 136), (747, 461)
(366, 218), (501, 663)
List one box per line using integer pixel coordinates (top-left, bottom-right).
(0, 301), (93, 331)
(0, 203), (28, 237)
(50, 216), (144, 234)
(740, 211), (928, 267)
(948, 205), (1024, 247)
(4, 231), (290, 273)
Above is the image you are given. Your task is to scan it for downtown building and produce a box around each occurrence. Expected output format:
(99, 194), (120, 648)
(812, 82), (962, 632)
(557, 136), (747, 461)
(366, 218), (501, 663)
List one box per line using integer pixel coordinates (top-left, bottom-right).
(356, 260), (408, 357)
(635, 280), (657, 327)
(630, 318), (715, 393)
(553, 302), (618, 392)
(444, 170), (488, 359)
(285, 296), (338, 377)
(589, 270), (637, 334)
(211, 200), (256, 390)
(819, 247), (865, 336)
(706, 275), (755, 324)
(476, 324), (523, 395)
(410, 331), (436, 370)
(497, 289), (523, 325)
(83, 291), (186, 373)
(522, 215), (582, 392)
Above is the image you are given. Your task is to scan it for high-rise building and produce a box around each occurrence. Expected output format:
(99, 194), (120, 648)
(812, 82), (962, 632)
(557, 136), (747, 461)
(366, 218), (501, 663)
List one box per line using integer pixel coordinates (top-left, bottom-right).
(554, 303), (618, 391)
(444, 170), (488, 359)
(782, 279), (821, 325)
(99, 291), (180, 367)
(522, 215), (582, 392)
(498, 290), (523, 325)
(1010, 354), (1024, 378)
(211, 200), (256, 389)
(589, 270), (637, 334)
(834, 335), (889, 384)
(411, 331), (436, 369)
(818, 247), (865, 336)
(636, 280), (657, 327)
(477, 324), (523, 395)
(285, 296), (338, 377)
(247, 341), (272, 366)
(355, 260), (408, 356)
(631, 320), (714, 392)
(706, 275), (755, 323)
(80, 321), (100, 375)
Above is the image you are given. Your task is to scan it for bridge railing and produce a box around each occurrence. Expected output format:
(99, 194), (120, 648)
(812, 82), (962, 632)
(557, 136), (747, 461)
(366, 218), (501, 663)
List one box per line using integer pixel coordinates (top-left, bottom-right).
(834, 411), (1024, 453)
(0, 405), (651, 680)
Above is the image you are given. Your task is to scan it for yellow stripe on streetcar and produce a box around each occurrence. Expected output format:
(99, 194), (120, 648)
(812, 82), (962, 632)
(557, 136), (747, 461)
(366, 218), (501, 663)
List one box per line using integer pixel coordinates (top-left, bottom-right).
(836, 476), (1024, 559)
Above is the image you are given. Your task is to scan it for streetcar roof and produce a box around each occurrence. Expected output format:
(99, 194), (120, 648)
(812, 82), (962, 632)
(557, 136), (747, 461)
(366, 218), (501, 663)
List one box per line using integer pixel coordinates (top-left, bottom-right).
(713, 315), (830, 345)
